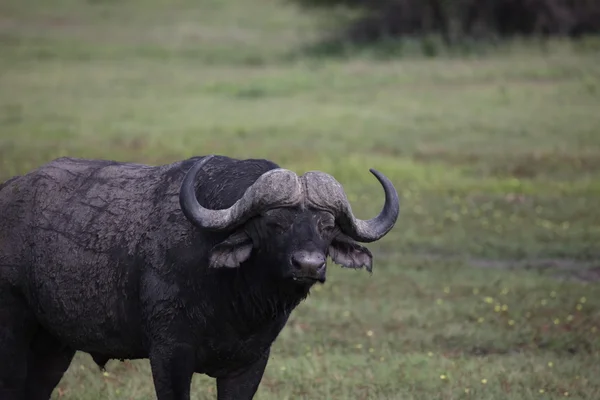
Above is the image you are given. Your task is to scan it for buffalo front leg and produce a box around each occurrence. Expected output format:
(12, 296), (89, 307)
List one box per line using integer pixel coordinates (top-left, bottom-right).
(0, 288), (37, 400)
(149, 343), (196, 400)
(24, 329), (75, 400)
(216, 350), (270, 400)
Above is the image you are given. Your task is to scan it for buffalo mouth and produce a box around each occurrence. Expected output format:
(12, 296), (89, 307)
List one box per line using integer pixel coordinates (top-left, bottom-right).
(290, 275), (326, 284)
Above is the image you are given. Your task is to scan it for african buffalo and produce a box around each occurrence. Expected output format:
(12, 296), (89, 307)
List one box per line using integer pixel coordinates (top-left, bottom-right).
(0, 154), (399, 399)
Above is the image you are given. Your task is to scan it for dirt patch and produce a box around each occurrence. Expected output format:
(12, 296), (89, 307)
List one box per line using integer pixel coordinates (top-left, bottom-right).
(554, 266), (600, 283)
(469, 258), (600, 282)
(411, 148), (600, 178)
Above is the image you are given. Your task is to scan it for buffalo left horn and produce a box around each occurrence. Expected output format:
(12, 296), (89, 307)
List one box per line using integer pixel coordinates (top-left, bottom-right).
(301, 169), (399, 243)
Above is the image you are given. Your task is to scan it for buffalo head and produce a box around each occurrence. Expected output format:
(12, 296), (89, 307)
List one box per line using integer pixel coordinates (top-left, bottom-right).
(179, 156), (399, 285)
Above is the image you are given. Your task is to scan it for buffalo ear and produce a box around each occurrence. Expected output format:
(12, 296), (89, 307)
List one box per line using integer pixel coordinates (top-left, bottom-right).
(328, 233), (373, 272)
(209, 231), (253, 268)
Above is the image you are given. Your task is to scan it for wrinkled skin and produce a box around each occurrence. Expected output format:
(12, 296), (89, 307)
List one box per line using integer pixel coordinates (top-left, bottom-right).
(0, 155), (386, 400)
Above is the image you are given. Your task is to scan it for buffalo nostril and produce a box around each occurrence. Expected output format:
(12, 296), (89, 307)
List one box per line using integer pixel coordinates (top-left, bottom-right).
(291, 255), (302, 270)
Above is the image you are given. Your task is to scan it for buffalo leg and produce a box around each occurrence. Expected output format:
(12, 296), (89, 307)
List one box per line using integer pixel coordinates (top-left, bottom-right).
(149, 343), (196, 400)
(216, 350), (270, 400)
(24, 329), (75, 400)
(0, 290), (36, 399)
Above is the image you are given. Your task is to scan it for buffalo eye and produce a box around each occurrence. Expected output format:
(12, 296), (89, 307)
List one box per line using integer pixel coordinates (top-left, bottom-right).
(317, 215), (336, 236)
(265, 219), (288, 234)
(261, 209), (293, 234)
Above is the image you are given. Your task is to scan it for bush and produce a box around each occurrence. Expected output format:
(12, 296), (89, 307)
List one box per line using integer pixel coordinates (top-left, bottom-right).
(290, 0), (600, 44)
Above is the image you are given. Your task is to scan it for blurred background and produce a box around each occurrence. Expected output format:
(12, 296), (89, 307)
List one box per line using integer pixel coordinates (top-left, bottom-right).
(1, 0), (599, 398)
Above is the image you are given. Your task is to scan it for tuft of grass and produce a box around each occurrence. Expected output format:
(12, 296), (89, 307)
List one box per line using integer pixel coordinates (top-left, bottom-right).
(1, 0), (599, 399)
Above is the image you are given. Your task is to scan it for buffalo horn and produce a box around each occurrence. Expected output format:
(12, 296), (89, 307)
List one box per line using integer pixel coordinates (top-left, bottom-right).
(179, 156), (303, 231)
(302, 169), (399, 242)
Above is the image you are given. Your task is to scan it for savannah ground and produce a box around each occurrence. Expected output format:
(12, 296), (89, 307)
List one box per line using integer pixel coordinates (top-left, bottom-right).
(1, 0), (600, 399)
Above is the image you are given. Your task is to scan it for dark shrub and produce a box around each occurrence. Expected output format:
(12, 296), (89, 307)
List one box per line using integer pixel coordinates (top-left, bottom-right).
(290, 0), (600, 44)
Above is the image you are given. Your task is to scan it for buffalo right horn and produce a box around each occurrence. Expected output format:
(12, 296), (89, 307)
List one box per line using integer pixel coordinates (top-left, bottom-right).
(179, 156), (303, 231)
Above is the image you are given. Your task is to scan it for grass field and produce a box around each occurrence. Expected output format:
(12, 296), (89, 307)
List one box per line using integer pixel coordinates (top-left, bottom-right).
(1, 0), (600, 399)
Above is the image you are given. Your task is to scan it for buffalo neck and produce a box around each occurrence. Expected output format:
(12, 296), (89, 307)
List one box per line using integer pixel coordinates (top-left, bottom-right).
(209, 264), (312, 335)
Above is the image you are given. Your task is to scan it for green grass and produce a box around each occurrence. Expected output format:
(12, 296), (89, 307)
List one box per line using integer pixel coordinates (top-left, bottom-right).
(1, 0), (600, 398)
